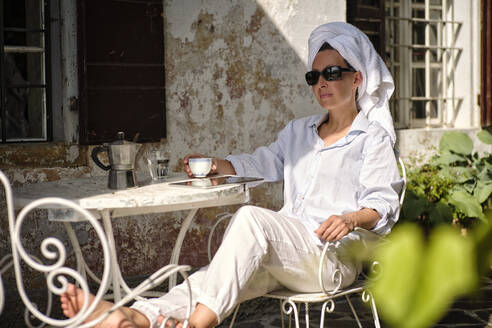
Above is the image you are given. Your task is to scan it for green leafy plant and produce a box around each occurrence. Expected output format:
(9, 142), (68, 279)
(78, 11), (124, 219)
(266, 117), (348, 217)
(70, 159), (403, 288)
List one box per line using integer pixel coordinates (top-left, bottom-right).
(366, 129), (492, 328)
(369, 209), (492, 328)
(401, 130), (492, 230)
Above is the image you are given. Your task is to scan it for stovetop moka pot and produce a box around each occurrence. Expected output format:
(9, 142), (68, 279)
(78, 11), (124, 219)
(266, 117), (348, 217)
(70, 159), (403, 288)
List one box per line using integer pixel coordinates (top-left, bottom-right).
(91, 132), (141, 189)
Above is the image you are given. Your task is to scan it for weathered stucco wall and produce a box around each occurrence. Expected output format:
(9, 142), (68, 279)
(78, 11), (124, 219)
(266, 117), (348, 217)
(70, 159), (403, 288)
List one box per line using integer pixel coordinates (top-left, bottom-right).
(397, 128), (492, 165)
(0, 0), (345, 283)
(162, 0), (344, 173)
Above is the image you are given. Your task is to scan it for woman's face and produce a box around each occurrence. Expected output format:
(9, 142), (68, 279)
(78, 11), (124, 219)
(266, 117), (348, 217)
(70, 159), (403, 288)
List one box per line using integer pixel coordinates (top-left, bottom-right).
(310, 50), (362, 112)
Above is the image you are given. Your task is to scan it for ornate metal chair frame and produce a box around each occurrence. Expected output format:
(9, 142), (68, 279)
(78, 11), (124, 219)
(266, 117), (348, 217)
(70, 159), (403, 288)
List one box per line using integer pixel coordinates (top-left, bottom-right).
(0, 170), (193, 328)
(208, 157), (407, 328)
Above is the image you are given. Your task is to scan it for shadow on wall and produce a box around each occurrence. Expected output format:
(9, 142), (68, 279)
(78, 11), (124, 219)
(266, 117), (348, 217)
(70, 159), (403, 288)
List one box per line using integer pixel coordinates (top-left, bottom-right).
(162, 1), (320, 159)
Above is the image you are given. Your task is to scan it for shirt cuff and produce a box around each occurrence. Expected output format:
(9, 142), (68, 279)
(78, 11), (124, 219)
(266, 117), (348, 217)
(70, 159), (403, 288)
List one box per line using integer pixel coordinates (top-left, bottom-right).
(358, 199), (393, 235)
(225, 155), (248, 177)
(130, 300), (161, 328)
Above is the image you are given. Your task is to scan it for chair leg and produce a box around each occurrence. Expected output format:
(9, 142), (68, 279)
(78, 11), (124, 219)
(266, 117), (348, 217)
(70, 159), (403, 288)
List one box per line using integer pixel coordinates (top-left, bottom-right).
(229, 304), (241, 328)
(304, 303), (310, 328)
(319, 299), (335, 328)
(279, 300), (285, 328)
(367, 292), (381, 328)
(362, 290), (381, 328)
(281, 300), (300, 328)
(345, 295), (363, 328)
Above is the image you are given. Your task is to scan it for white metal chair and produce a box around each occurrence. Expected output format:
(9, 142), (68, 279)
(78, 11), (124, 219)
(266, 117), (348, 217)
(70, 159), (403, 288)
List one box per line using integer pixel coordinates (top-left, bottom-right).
(208, 157), (407, 328)
(0, 169), (193, 328)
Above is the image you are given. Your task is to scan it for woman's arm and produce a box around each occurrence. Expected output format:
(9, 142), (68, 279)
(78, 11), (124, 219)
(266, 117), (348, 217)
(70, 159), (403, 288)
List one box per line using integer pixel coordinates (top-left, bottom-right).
(212, 158), (236, 175)
(184, 120), (292, 180)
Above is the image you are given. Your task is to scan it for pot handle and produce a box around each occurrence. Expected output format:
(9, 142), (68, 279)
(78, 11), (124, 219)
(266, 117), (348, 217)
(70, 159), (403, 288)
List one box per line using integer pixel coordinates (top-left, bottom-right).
(91, 146), (111, 171)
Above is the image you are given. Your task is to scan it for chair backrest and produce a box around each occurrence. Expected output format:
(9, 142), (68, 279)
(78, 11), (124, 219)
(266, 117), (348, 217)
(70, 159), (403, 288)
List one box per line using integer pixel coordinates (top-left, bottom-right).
(395, 156), (407, 220)
(398, 156), (407, 205)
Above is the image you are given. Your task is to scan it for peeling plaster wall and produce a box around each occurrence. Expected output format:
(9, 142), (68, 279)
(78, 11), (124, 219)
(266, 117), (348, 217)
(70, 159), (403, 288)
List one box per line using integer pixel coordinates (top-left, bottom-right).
(0, 1), (345, 283)
(163, 0), (345, 169)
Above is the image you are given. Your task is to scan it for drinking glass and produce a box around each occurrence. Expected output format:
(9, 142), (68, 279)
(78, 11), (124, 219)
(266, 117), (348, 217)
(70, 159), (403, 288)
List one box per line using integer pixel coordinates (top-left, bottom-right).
(147, 150), (169, 180)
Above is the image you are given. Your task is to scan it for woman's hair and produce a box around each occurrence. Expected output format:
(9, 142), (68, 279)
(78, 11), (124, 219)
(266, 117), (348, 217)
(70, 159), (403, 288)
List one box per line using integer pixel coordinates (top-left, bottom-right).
(318, 42), (356, 71)
(318, 42), (360, 110)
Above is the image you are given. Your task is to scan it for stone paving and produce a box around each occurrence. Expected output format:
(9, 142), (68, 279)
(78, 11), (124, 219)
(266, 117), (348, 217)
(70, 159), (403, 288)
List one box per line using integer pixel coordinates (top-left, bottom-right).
(217, 279), (492, 328)
(1, 277), (491, 327)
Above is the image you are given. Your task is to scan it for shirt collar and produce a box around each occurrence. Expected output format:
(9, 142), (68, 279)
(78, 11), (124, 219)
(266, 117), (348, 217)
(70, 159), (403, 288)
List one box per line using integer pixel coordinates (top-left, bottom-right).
(310, 113), (329, 129)
(309, 111), (370, 133)
(348, 111), (371, 134)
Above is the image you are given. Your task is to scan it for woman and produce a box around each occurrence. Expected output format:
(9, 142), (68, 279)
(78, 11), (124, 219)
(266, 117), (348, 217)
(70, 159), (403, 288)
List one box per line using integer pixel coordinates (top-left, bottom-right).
(60, 22), (403, 328)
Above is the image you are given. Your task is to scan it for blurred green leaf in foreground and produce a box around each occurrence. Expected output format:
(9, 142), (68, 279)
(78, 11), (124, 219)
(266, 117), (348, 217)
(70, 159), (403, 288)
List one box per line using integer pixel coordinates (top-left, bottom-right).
(368, 209), (492, 328)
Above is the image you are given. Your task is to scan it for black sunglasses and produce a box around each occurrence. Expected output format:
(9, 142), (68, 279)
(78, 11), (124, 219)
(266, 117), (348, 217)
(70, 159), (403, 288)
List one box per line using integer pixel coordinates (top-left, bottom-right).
(305, 65), (356, 86)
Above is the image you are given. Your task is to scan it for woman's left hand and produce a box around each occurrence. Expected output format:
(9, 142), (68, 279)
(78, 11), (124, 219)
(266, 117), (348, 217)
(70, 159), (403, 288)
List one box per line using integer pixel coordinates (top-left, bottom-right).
(315, 215), (355, 242)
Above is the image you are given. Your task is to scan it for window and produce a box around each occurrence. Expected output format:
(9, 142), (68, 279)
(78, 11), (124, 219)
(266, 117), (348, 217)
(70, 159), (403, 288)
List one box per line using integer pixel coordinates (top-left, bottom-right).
(0, 0), (165, 145)
(0, 0), (51, 143)
(77, 0), (166, 144)
(385, 0), (462, 128)
(347, 0), (386, 59)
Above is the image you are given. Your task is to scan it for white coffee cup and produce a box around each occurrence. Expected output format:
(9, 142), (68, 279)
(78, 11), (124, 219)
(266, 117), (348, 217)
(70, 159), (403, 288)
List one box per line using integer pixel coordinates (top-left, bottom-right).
(188, 157), (213, 177)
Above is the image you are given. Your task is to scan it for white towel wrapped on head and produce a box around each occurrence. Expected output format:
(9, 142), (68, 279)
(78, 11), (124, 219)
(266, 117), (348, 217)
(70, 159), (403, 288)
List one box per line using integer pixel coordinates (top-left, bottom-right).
(308, 22), (396, 145)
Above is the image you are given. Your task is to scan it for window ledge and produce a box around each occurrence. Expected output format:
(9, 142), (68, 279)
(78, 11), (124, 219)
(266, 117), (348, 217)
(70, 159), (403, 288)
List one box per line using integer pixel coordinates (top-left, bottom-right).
(0, 143), (88, 169)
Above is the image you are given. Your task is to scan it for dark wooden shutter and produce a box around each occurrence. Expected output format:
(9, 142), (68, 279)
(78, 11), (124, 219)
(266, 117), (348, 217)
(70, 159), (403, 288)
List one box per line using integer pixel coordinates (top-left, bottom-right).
(481, 0), (492, 128)
(77, 0), (165, 144)
(347, 0), (386, 60)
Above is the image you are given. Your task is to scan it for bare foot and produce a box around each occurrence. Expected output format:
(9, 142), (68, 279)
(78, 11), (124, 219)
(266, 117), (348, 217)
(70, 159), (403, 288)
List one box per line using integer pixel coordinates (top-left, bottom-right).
(60, 283), (147, 328)
(157, 315), (185, 328)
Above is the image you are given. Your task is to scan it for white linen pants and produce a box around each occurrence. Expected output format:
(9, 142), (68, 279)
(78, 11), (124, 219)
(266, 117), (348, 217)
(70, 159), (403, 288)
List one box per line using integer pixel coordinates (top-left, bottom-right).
(131, 205), (358, 327)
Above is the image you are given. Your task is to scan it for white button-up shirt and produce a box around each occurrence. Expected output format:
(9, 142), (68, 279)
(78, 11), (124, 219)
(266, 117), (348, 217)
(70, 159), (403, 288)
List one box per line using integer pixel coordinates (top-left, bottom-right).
(226, 112), (403, 245)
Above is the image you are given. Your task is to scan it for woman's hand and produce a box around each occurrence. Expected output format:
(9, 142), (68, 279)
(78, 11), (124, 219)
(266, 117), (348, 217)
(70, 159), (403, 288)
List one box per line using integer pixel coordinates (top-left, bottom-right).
(184, 154), (237, 177)
(183, 153), (218, 177)
(314, 208), (380, 242)
(314, 215), (355, 242)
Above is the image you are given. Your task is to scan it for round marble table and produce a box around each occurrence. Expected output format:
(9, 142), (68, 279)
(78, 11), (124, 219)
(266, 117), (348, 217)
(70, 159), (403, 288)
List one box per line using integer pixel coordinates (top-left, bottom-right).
(13, 173), (251, 302)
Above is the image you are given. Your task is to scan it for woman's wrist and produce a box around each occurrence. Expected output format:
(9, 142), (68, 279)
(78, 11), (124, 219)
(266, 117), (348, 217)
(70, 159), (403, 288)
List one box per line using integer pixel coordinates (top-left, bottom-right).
(214, 158), (236, 175)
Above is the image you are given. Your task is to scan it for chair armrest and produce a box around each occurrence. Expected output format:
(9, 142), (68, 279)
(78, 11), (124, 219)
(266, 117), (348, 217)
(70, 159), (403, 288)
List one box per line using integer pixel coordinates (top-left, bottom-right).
(208, 212), (234, 262)
(318, 240), (343, 295)
(318, 227), (384, 295)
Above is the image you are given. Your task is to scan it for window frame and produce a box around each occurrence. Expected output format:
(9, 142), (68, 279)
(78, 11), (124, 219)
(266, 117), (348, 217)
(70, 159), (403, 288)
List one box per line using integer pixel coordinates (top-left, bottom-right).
(386, 0), (463, 129)
(481, 0), (492, 128)
(0, 0), (52, 143)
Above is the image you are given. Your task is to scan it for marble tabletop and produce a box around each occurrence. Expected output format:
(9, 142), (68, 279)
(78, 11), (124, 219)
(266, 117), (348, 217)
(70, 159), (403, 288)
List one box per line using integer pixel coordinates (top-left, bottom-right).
(13, 173), (250, 220)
